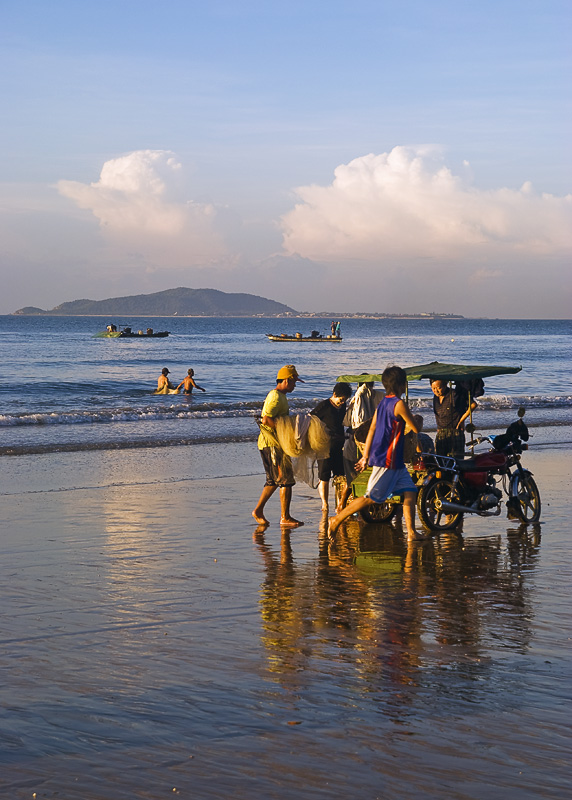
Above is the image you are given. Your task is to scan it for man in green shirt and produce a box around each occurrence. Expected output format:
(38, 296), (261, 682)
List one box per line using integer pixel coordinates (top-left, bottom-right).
(252, 365), (304, 528)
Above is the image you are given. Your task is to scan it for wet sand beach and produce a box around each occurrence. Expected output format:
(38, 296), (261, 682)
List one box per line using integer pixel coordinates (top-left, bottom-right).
(1, 443), (570, 799)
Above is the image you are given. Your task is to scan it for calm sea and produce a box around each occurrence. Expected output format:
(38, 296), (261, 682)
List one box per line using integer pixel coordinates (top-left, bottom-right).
(0, 315), (570, 456)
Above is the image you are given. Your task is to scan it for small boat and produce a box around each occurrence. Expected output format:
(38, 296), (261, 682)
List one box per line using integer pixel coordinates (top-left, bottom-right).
(96, 325), (169, 339)
(266, 331), (342, 342)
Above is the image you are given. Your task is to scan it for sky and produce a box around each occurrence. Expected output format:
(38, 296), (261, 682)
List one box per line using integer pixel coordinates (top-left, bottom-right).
(1, 0), (570, 317)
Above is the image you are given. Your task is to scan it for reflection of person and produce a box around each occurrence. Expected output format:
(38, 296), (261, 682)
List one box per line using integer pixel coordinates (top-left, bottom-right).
(252, 365), (305, 528)
(157, 367), (175, 391)
(403, 414), (434, 464)
(177, 368), (205, 394)
(311, 382), (353, 512)
(431, 380), (477, 458)
(328, 366), (427, 541)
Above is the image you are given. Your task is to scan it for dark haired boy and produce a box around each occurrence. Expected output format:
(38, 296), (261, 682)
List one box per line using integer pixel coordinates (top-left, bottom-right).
(176, 368), (206, 394)
(311, 382), (353, 511)
(328, 366), (427, 541)
(403, 414), (435, 464)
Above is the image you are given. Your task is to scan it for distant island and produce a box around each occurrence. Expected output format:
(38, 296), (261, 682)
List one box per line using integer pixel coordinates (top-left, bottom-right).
(13, 287), (464, 319)
(13, 288), (297, 317)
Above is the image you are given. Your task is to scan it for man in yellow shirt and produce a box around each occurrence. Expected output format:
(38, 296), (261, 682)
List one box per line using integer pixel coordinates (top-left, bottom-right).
(252, 365), (304, 528)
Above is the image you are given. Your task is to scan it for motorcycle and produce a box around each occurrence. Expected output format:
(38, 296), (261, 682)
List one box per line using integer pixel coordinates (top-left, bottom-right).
(417, 408), (541, 531)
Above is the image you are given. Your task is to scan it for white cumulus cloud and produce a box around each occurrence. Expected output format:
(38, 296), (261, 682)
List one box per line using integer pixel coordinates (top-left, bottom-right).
(58, 150), (226, 266)
(281, 146), (572, 262)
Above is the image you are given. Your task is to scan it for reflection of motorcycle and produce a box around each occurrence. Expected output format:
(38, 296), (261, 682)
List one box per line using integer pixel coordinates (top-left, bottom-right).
(417, 409), (541, 531)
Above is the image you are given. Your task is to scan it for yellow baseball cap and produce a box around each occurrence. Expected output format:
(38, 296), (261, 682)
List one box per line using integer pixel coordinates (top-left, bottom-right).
(277, 364), (304, 382)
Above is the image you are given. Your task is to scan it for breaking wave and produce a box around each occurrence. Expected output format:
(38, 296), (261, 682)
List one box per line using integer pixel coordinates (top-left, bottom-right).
(0, 394), (570, 428)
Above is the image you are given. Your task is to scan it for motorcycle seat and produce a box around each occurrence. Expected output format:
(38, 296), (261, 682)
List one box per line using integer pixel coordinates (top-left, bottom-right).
(457, 452), (506, 472)
(456, 459), (482, 472)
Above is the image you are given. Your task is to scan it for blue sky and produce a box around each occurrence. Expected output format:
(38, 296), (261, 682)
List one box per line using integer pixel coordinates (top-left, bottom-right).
(1, 0), (570, 316)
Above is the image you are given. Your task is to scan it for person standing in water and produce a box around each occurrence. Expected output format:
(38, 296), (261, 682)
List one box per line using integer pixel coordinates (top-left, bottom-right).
(177, 369), (206, 394)
(157, 368), (176, 392)
(252, 365), (304, 528)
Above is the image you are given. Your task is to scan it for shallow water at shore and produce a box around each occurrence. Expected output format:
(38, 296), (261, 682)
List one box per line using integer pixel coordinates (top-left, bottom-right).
(0, 444), (570, 798)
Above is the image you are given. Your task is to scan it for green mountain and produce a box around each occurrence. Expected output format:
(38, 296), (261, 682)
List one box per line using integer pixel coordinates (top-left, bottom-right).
(14, 288), (297, 317)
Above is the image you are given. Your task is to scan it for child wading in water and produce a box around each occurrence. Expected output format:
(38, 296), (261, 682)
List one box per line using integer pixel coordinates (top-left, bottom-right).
(328, 365), (428, 542)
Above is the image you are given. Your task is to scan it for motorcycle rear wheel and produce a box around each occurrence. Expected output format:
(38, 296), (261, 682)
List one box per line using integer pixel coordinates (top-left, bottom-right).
(511, 473), (541, 523)
(359, 501), (397, 523)
(418, 478), (463, 531)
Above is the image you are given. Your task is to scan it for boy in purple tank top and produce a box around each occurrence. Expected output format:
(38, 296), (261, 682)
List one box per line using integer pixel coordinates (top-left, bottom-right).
(328, 365), (427, 541)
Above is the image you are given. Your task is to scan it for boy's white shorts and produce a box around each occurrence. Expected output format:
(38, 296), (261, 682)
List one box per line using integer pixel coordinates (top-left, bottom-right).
(365, 466), (416, 504)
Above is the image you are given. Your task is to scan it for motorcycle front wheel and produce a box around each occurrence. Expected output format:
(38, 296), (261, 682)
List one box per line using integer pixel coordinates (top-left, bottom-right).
(417, 478), (463, 531)
(359, 500), (397, 523)
(510, 473), (541, 523)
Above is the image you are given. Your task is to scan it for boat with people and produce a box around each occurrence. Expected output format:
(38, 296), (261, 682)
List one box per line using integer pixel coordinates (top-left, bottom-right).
(266, 331), (342, 342)
(96, 325), (170, 338)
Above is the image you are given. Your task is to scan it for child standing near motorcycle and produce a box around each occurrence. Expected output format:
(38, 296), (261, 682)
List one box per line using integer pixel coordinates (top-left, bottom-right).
(328, 365), (427, 541)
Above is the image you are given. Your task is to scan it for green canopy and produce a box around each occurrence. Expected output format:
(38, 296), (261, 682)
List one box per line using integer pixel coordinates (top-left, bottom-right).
(337, 361), (521, 383)
(336, 373), (384, 383)
(403, 361), (521, 381)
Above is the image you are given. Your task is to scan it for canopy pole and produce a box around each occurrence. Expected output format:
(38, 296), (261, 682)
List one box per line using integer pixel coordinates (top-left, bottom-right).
(468, 389), (474, 450)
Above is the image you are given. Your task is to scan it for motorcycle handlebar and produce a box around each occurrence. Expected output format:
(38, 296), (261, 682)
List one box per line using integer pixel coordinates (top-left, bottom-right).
(469, 435), (492, 446)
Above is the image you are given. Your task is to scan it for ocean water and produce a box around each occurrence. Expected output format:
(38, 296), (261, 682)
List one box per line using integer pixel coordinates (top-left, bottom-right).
(0, 315), (570, 456)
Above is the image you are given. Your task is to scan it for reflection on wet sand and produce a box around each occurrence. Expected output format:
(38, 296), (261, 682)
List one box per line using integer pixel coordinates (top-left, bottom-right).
(0, 451), (566, 798)
(255, 516), (540, 707)
(254, 527), (311, 680)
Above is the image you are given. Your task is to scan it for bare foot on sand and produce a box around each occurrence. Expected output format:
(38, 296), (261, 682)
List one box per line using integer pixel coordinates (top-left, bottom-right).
(252, 511), (269, 525)
(280, 517), (304, 528)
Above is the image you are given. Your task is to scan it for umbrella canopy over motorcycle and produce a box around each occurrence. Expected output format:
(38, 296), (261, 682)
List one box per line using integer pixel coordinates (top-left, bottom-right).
(336, 361), (522, 384)
(336, 361), (522, 440)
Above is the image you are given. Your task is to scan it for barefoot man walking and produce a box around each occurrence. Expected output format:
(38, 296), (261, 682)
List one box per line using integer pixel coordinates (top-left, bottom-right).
(252, 365), (304, 528)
